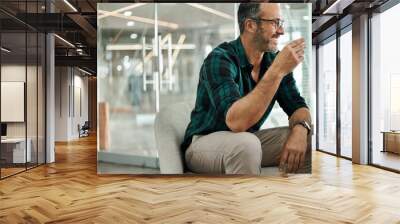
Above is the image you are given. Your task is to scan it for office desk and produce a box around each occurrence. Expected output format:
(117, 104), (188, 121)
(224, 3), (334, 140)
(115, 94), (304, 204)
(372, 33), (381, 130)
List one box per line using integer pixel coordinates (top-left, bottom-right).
(1, 138), (31, 163)
(382, 131), (400, 154)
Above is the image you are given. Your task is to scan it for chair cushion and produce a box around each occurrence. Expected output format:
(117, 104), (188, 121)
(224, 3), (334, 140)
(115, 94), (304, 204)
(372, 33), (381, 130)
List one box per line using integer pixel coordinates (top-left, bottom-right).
(155, 101), (194, 174)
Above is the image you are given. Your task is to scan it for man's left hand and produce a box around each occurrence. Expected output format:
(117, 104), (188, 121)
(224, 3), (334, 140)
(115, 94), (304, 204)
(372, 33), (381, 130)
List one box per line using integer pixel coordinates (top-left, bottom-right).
(279, 125), (308, 173)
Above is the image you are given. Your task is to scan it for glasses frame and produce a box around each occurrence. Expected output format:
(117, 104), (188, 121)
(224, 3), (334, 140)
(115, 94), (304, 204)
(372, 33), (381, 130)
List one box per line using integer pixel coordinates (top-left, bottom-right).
(252, 17), (285, 29)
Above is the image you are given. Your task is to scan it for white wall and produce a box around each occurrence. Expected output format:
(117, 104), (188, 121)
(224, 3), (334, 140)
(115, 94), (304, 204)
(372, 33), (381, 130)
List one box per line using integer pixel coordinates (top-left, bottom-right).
(55, 67), (89, 141)
(1, 65), (30, 137)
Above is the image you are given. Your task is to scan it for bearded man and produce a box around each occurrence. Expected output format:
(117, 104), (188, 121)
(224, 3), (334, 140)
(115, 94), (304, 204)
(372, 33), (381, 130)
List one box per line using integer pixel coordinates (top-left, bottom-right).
(181, 3), (312, 175)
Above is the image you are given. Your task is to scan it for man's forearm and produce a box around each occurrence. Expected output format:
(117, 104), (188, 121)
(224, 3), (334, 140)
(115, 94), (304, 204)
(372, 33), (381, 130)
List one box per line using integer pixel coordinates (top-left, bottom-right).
(226, 69), (283, 132)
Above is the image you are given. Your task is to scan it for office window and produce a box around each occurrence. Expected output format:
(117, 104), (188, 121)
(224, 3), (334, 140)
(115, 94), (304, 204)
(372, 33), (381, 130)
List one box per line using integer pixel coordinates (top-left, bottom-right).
(340, 28), (352, 158)
(371, 3), (400, 171)
(317, 36), (337, 154)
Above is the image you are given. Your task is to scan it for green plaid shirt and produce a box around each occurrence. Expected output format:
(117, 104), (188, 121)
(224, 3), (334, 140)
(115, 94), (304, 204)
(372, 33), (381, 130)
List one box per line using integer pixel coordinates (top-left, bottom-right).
(181, 37), (308, 154)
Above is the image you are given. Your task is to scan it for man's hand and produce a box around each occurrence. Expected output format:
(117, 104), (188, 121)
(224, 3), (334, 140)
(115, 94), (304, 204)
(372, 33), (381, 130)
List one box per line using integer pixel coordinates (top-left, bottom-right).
(269, 38), (305, 79)
(279, 125), (308, 173)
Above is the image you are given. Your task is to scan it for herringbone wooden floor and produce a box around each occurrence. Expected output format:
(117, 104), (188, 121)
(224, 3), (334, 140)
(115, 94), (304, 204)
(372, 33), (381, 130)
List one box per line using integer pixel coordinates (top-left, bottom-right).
(1, 135), (400, 223)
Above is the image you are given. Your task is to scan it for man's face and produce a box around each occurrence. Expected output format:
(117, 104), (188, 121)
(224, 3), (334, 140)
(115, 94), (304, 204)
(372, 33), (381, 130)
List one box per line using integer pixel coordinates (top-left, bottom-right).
(253, 3), (284, 52)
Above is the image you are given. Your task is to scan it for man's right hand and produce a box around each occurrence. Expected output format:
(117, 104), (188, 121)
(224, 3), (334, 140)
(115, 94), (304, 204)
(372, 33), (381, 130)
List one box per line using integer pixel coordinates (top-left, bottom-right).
(269, 38), (305, 78)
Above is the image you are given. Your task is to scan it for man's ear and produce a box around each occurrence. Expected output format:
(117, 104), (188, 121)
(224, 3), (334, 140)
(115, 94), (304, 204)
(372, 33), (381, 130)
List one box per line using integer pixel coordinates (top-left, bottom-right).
(244, 19), (257, 34)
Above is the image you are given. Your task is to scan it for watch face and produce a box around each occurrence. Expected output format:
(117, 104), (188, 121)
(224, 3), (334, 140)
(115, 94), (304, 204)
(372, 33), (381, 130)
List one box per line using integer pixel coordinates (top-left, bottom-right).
(303, 121), (311, 130)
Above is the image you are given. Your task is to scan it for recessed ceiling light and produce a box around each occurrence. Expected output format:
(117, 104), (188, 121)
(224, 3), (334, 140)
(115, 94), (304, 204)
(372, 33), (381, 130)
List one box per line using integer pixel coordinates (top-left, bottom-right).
(124, 11), (132, 16)
(63, 0), (78, 12)
(54, 34), (75, 48)
(1, 47), (11, 53)
(127, 21), (135, 27)
(130, 33), (138, 39)
(78, 67), (92, 76)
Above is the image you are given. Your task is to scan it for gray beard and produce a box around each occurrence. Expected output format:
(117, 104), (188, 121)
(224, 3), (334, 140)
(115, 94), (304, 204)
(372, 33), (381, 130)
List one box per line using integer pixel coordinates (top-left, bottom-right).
(254, 30), (278, 53)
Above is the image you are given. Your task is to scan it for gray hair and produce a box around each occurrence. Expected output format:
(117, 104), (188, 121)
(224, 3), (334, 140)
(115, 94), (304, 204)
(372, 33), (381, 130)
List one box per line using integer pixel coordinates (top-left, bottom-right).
(238, 3), (261, 34)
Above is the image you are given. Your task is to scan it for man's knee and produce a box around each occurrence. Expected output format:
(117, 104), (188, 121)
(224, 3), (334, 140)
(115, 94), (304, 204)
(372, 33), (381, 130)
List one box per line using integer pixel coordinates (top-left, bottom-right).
(224, 132), (262, 174)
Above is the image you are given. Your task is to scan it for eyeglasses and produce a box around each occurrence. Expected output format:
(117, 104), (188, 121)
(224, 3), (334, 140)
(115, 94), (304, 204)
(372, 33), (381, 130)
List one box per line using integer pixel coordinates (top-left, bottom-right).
(252, 18), (284, 29)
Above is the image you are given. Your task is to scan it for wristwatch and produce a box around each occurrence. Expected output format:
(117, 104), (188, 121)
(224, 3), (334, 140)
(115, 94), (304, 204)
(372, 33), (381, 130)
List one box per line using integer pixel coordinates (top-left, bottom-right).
(292, 120), (312, 135)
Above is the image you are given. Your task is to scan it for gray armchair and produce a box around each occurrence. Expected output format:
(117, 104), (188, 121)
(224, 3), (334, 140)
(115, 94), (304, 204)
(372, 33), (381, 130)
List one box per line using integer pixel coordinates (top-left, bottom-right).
(154, 101), (193, 174)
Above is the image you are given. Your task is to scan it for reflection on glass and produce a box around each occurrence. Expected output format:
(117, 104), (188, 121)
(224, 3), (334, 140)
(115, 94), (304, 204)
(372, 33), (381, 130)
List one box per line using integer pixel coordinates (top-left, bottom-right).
(340, 29), (352, 158)
(371, 3), (400, 171)
(98, 3), (159, 174)
(318, 37), (337, 154)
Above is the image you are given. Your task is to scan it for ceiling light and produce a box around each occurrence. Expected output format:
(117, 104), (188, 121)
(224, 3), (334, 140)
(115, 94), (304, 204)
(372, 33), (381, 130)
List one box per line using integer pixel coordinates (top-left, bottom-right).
(130, 33), (138, 39)
(78, 67), (92, 76)
(185, 3), (234, 20)
(76, 48), (83, 52)
(116, 65), (122, 71)
(124, 11), (132, 16)
(98, 9), (178, 29)
(127, 21), (135, 27)
(98, 3), (147, 20)
(54, 34), (75, 48)
(63, 0), (78, 12)
(106, 44), (196, 51)
(322, 0), (353, 15)
(1, 47), (11, 53)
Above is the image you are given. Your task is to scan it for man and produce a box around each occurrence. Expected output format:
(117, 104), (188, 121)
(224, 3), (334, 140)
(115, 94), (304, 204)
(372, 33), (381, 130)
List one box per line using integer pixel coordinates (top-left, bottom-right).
(181, 3), (312, 175)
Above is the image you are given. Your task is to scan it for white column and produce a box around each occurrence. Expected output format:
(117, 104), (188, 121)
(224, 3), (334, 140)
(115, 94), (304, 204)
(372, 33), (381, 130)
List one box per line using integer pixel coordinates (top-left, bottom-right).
(352, 14), (369, 164)
(46, 33), (55, 163)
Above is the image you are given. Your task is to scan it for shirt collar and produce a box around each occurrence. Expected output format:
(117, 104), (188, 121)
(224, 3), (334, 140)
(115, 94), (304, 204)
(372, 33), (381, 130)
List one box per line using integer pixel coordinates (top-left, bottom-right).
(231, 37), (253, 69)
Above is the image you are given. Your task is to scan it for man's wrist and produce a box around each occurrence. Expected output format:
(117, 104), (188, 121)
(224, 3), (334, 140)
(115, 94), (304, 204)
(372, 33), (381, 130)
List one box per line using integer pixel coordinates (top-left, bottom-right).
(264, 65), (284, 81)
(292, 124), (308, 136)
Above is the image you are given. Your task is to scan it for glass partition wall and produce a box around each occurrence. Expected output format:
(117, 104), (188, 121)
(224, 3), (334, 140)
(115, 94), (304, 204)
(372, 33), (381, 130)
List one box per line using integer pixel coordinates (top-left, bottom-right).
(97, 3), (312, 174)
(0, 1), (46, 179)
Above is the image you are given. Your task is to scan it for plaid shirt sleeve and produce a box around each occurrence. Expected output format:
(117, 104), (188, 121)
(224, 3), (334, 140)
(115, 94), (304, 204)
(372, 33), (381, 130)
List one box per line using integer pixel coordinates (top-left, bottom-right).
(201, 52), (241, 119)
(276, 72), (308, 117)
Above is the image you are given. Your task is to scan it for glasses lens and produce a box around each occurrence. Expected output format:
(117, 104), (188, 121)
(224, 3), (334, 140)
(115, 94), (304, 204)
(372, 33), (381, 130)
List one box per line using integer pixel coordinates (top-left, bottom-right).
(277, 20), (284, 28)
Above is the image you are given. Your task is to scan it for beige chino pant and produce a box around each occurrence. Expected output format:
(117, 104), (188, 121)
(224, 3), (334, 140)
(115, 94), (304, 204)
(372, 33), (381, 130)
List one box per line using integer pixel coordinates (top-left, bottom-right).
(185, 127), (311, 175)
